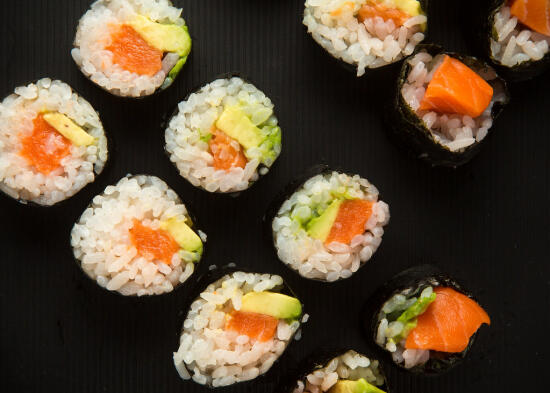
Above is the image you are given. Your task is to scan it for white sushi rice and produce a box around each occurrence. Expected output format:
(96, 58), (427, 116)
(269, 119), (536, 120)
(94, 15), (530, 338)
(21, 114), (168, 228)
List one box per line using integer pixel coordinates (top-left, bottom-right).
(0, 79), (108, 206)
(401, 51), (508, 152)
(273, 171), (389, 282)
(490, 6), (550, 67)
(71, 175), (201, 296)
(303, 0), (427, 76)
(72, 0), (186, 97)
(165, 77), (281, 193)
(173, 272), (300, 387)
(292, 350), (385, 393)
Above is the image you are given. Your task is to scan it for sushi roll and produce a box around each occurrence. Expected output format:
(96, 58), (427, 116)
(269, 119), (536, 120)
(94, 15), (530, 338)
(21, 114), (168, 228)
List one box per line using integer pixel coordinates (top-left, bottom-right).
(72, 0), (192, 97)
(173, 271), (304, 387)
(369, 265), (491, 373)
(71, 175), (205, 296)
(390, 44), (509, 167)
(486, 0), (550, 81)
(303, 0), (428, 76)
(289, 350), (388, 393)
(165, 77), (282, 193)
(271, 170), (389, 282)
(0, 79), (108, 206)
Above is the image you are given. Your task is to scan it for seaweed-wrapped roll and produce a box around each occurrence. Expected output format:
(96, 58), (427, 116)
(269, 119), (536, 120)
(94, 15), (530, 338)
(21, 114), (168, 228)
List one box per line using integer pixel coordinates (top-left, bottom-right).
(72, 0), (191, 97)
(271, 171), (389, 282)
(390, 45), (509, 166)
(173, 271), (303, 386)
(0, 79), (108, 206)
(165, 77), (282, 193)
(71, 175), (204, 296)
(303, 0), (428, 76)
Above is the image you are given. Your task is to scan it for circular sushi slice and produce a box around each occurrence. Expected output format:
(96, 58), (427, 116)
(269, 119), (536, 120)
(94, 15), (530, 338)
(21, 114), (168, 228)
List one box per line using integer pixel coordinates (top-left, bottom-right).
(71, 175), (205, 296)
(165, 77), (282, 193)
(369, 265), (490, 374)
(485, 0), (550, 81)
(173, 271), (304, 387)
(390, 44), (509, 167)
(271, 170), (389, 282)
(303, 0), (428, 76)
(290, 350), (388, 393)
(0, 79), (108, 206)
(72, 0), (192, 97)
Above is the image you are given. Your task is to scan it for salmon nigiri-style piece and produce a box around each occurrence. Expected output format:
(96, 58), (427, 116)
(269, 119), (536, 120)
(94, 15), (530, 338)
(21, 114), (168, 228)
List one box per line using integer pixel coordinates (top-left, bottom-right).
(419, 55), (494, 118)
(510, 0), (550, 36)
(405, 287), (491, 353)
(225, 310), (279, 342)
(325, 199), (374, 245)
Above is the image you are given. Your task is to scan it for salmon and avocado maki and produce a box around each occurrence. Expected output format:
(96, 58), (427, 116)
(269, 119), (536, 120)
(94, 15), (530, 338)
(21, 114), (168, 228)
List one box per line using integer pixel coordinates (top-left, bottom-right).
(173, 271), (304, 387)
(271, 170), (389, 282)
(0, 79), (108, 206)
(71, 175), (205, 296)
(303, 0), (428, 76)
(165, 77), (282, 193)
(72, 0), (191, 97)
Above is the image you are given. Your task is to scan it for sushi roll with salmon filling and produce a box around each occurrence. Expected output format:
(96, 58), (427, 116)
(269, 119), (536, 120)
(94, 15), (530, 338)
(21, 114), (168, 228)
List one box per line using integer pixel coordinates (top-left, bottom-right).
(303, 0), (428, 76)
(371, 266), (490, 373)
(0, 79), (108, 206)
(71, 175), (205, 296)
(173, 271), (303, 387)
(72, 0), (192, 97)
(486, 0), (550, 80)
(392, 45), (509, 166)
(272, 171), (389, 282)
(165, 77), (281, 193)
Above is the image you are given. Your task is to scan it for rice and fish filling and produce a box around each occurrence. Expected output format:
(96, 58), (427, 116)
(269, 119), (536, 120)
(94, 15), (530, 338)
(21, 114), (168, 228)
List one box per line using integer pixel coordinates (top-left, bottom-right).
(0, 79), (107, 206)
(165, 77), (282, 193)
(273, 171), (389, 282)
(292, 350), (387, 393)
(72, 0), (192, 97)
(303, 0), (427, 76)
(71, 175), (205, 296)
(173, 271), (303, 387)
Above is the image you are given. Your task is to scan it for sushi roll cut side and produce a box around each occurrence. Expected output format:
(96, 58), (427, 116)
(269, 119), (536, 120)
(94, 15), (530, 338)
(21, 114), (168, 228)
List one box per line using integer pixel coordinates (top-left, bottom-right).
(72, 0), (192, 97)
(165, 77), (282, 193)
(0, 79), (107, 206)
(173, 271), (303, 387)
(71, 175), (205, 296)
(292, 351), (387, 393)
(303, 0), (428, 76)
(272, 171), (389, 282)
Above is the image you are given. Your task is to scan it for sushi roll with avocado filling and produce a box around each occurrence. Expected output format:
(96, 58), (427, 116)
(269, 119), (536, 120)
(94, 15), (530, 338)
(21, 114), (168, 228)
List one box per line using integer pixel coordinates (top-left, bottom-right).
(303, 0), (428, 76)
(71, 175), (205, 296)
(271, 171), (389, 282)
(371, 266), (491, 373)
(173, 271), (303, 387)
(0, 79), (108, 206)
(391, 45), (509, 166)
(72, 0), (192, 97)
(165, 77), (282, 193)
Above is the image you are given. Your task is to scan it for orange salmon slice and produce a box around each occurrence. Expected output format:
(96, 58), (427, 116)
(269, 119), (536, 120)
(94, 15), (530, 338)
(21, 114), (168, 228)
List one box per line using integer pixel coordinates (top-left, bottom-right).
(358, 1), (411, 26)
(225, 310), (278, 342)
(510, 0), (550, 36)
(208, 128), (248, 170)
(325, 199), (374, 245)
(129, 219), (180, 265)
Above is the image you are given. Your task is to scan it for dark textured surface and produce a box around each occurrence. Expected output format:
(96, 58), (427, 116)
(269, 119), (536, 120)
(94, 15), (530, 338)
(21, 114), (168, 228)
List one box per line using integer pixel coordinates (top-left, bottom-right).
(0, 1), (548, 393)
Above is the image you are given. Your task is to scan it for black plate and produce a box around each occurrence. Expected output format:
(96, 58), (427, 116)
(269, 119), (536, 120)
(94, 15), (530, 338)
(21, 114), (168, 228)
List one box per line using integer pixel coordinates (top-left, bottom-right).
(1, 1), (549, 393)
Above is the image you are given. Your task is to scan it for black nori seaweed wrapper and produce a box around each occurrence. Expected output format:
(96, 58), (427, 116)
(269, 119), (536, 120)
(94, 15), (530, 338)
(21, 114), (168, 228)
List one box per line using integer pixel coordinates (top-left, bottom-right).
(174, 265), (305, 388)
(386, 43), (510, 167)
(362, 265), (484, 375)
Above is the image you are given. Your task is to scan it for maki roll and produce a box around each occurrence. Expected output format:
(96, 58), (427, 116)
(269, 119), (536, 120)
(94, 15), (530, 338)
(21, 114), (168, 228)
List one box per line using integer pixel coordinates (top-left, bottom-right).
(173, 271), (304, 387)
(370, 266), (491, 373)
(165, 77), (282, 193)
(72, 0), (192, 97)
(486, 0), (550, 80)
(71, 175), (205, 296)
(391, 45), (509, 166)
(0, 79), (108, 206)
(271, 170), (389, 282)
(303, 0), (428, 76)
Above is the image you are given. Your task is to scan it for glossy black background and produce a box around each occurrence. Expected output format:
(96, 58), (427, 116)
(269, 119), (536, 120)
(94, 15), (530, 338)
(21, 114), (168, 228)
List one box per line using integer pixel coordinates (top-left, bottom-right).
(1, 1), (548, 392)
